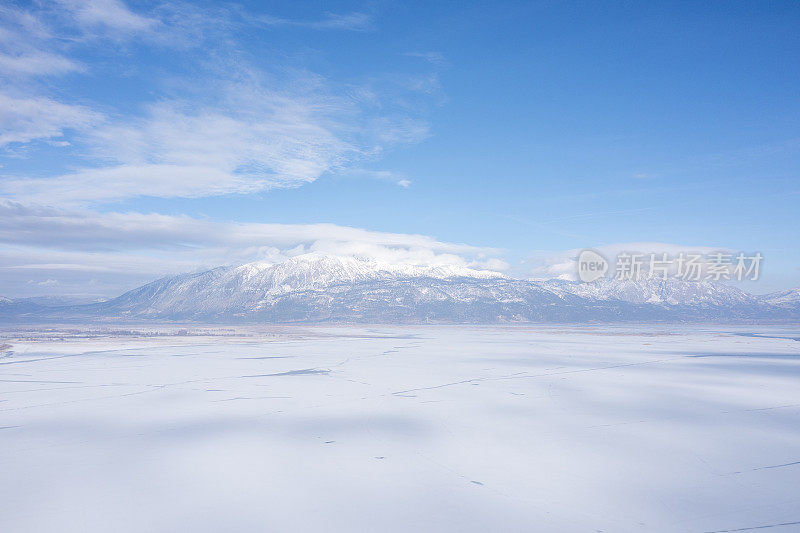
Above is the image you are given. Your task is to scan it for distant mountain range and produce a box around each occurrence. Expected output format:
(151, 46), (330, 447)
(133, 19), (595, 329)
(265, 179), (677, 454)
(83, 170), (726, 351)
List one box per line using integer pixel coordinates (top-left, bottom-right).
(2, 253), (799, 323)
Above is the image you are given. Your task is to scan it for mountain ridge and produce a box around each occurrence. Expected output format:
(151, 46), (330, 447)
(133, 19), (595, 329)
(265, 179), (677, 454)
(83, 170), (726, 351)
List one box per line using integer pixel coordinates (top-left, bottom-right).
(3, 254), (798, 323)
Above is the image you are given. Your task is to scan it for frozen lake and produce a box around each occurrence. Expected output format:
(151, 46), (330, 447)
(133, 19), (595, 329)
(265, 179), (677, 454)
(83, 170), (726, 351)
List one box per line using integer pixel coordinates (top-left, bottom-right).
(2, 325), (800, 532)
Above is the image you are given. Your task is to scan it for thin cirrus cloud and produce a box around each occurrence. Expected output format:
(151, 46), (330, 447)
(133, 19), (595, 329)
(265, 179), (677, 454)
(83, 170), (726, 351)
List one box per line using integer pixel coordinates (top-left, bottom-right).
(0, 77), (429, 205)
(0, 1), (431, 206)
(0, 93), (103, 146)
(0, 1), (156, 63)
(54, 0), (159, 33)
(0, 51), (84, 76)
(0, 6), (84, 78)
(2, 165), (268, 204)
(343, 168), (413, 188)
(254, 11), (373, 31)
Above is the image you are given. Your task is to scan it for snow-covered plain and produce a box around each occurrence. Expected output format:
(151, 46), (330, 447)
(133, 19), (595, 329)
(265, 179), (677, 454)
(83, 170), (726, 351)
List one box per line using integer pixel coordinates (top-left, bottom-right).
(2, 325), (799, 532)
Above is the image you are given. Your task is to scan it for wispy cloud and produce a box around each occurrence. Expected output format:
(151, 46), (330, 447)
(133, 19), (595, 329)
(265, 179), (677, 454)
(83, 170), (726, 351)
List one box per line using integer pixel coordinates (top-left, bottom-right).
(255, 11), (373, 31)
(1, 71), (429, 204)
(55, 0), (159, 34)
(404, 51), (448, 66)
(0, 93), (103, 146)
(0, 5), (80, 77)
(343, 168), (413, 188)
(0, 51), (84, 76)
(0, 1), (431, 205)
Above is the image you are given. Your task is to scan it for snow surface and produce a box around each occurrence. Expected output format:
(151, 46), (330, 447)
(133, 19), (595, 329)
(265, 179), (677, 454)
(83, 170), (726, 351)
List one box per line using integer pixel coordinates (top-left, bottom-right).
(2, 325), (800, 532)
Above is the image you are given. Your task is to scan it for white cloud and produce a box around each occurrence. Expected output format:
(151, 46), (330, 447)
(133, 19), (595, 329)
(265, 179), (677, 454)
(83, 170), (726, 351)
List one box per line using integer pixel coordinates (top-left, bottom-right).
(0, 201), (504, 293)
(1, 164), (267, 204)
(343, 168), (412, 188)
(0, 93), (103, 146)
(0, 8), (77, 85)
(0, 1), (434, 205)
(0, 51), (84, 76)
(404, 51), (448, 66)
(1, 71), (431, 204)
(0, 5), (52, 44)
(56, 0), (158, 33)
(255, 11), (372, 31)
(0, 200), (494, 255)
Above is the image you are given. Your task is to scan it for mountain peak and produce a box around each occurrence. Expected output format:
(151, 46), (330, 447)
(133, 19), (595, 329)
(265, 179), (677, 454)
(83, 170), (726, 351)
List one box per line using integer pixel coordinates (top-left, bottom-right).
(229, 253), (505, 288)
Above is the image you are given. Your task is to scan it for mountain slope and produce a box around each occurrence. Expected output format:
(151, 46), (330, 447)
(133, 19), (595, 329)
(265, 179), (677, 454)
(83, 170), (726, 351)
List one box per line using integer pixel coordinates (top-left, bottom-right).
(0, 296), (45, 320)
(762, 288), (800, 308)
(84, 254), (791, 323)
(4, 254), (797, 323)
(95, 254), (506, 319)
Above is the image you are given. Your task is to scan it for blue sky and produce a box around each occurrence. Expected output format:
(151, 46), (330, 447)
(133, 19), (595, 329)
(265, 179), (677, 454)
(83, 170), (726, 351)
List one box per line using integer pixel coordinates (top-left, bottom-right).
(1, 0), (799, 297)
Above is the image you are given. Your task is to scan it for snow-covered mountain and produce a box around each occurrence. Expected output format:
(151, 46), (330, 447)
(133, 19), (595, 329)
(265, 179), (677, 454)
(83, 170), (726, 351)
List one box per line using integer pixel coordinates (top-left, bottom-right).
(95, 254), (506, 318)
(761, 288), (800, 308)
(0, 296), (44, 319)
(2, 254), (797, 323)
(540, 277), (758, 307)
